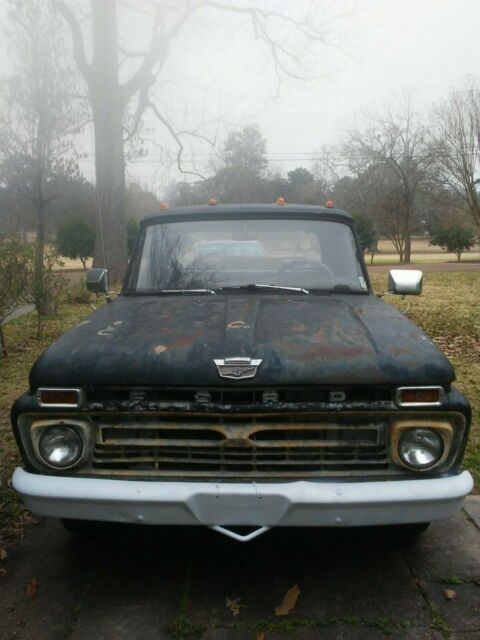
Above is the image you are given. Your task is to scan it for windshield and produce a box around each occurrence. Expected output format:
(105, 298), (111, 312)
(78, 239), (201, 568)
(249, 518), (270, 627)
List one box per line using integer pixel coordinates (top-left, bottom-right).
(129, 218), (367, 293)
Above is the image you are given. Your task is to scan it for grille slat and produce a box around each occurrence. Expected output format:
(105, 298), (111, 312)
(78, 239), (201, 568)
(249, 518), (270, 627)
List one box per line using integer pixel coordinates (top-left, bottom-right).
(86, 414), (391, 478)
(93, 455), (388, 467)
(98, 438), (378, 449)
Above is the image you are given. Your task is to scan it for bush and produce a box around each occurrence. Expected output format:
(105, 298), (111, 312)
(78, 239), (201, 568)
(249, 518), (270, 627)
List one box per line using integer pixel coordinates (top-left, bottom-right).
(32, 249), (67, 339)
(0, 235), (34, 356)
(56, 216), (95, 269)
(430, 225), (476, 261)
(64, 280), (93, 304)
(352, 214), (378, 262)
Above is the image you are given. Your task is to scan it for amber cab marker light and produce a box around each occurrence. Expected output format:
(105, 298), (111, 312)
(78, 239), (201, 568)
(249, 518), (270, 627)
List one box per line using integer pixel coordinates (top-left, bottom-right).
(159, 202), (169, 209)
(37, 388), (84, 408)
(208, 197), (217, 206)
(276, 197), (286, 206)
(396, 386), (443, 406)
(325, 200), (335, 208)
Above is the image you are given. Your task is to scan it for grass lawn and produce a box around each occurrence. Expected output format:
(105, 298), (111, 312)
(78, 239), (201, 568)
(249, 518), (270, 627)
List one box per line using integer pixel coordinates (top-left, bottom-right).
(0, 304), (93, 546)
(0, 273), (478, 547)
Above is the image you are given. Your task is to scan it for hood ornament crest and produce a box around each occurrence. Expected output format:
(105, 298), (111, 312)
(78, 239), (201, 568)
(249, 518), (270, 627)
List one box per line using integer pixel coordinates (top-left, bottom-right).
(214, 357), (262, 380)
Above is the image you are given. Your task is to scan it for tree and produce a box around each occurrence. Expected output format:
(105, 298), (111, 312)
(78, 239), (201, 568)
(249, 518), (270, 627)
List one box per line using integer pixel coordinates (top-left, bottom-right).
(0, 236), (33, 356)
(352, 213), (378, 256)
(55, 216), (95, 269)
(210, 125), (269, 202)
(345, 101), (433, 263)
(126, 183), (160, 221)
(167, 124), (293, 205)
(224, 125), (268, 175)
(57, 1), (344, 281)
(429, 224), (476, 262)
(167, 180), (209, 207)
(0, 0), (81, 315)
(0, 185), (34, 238)
(286, 167), (327, 205)
(46, 178), (96, 235)
(432, 81), (480, 233)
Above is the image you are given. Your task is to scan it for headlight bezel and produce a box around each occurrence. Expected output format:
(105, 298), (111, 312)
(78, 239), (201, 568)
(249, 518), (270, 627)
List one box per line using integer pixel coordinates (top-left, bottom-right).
(22, 417), (94, 473)
(390, 420), (454, 472)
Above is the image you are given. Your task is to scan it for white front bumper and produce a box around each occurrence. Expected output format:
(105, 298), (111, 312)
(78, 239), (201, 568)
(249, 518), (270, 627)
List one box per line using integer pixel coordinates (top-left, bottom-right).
(13, 467), (473, 533)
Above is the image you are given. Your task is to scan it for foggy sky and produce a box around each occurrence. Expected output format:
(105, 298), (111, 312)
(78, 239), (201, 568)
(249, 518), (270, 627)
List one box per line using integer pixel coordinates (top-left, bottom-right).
(4, 0), (480, 195)
(122, 0), (480, 194)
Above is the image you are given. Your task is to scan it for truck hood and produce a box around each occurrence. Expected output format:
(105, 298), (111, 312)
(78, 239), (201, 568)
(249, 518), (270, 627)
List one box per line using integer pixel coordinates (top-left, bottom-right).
(29, 294), (454, 389)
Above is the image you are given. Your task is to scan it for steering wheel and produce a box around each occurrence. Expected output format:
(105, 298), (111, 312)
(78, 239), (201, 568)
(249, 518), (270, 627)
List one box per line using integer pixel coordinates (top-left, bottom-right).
(279, 259), (334, 277)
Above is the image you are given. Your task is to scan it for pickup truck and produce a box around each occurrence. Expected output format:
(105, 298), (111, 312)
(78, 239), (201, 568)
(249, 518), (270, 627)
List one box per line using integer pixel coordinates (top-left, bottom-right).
(11, 203), (473, 542)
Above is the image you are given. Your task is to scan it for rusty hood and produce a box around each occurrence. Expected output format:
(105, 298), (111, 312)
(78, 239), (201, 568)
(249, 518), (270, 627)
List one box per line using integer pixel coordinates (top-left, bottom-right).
(29, 293), (454, 389)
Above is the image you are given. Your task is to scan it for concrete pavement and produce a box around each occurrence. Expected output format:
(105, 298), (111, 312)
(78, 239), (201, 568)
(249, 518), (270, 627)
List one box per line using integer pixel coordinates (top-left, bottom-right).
(2, 305), (34, 324)
(1, 498), (480, 639)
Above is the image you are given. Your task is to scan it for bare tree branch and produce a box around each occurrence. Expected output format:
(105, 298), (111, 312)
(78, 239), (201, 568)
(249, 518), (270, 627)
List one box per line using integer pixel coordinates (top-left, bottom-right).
(146, 100), (209, 180)
(120, 0), (333, 134)
(55, 1), (92, 84)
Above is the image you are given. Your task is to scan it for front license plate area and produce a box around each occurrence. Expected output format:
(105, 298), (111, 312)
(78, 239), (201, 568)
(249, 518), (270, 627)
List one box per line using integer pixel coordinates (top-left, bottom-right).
(186, 492), (290, 526)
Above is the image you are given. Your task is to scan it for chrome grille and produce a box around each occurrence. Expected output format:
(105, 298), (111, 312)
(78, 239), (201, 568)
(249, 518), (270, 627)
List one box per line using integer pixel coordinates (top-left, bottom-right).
(86, 414), (391, 478)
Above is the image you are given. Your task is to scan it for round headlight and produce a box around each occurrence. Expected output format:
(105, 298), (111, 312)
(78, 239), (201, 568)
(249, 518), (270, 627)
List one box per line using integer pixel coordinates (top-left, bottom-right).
(38, 425), (83, 468)
(398, 428), (444, 469)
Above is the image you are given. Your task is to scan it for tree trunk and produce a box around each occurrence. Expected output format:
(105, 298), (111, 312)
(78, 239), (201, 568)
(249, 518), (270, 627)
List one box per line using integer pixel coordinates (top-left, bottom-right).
(393, 237), (404, 264)
(91, 103), (127, 284)
(33, 203), (48, 316)
(90, 0), (127, 285)
(403, 234), (411, 264)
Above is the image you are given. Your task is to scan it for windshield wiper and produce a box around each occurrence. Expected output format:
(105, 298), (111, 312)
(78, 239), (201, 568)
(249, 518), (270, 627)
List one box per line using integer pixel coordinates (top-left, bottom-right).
(159, 288), (216, 295)
(220, 283), (310, 294)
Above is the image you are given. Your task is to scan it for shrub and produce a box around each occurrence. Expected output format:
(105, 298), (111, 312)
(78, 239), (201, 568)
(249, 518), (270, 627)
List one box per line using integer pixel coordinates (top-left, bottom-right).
(353, 214), (378, 263)
(32, 250), (67, 338)
(64, 280), (93, 304)
(0, 235), (34, 356)
(55, 216), (95, 269)
(430, 225), (476, 262)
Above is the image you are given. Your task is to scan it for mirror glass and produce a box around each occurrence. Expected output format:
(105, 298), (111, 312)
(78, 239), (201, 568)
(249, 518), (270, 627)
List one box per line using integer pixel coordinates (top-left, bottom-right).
(86, 268), (108, 295)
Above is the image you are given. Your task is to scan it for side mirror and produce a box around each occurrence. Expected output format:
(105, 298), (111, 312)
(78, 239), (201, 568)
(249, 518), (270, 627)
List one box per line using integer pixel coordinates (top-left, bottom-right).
(86, 268), (109, 296)
(388, 269), (423, 295)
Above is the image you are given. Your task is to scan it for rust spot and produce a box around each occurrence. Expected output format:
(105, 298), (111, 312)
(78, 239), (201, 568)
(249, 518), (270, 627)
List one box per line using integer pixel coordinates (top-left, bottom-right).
(312, 328), (326, 342)
(173, 330), (204, 347)
(292, 322), (307, 333)
(228, 320), (249, 330)
(152, 344), (168, 354)
(159, 326), (174, 334)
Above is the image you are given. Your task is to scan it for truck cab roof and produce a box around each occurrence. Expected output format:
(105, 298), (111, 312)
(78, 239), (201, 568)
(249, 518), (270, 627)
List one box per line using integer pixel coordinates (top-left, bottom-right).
(141, 203), (353, 227)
